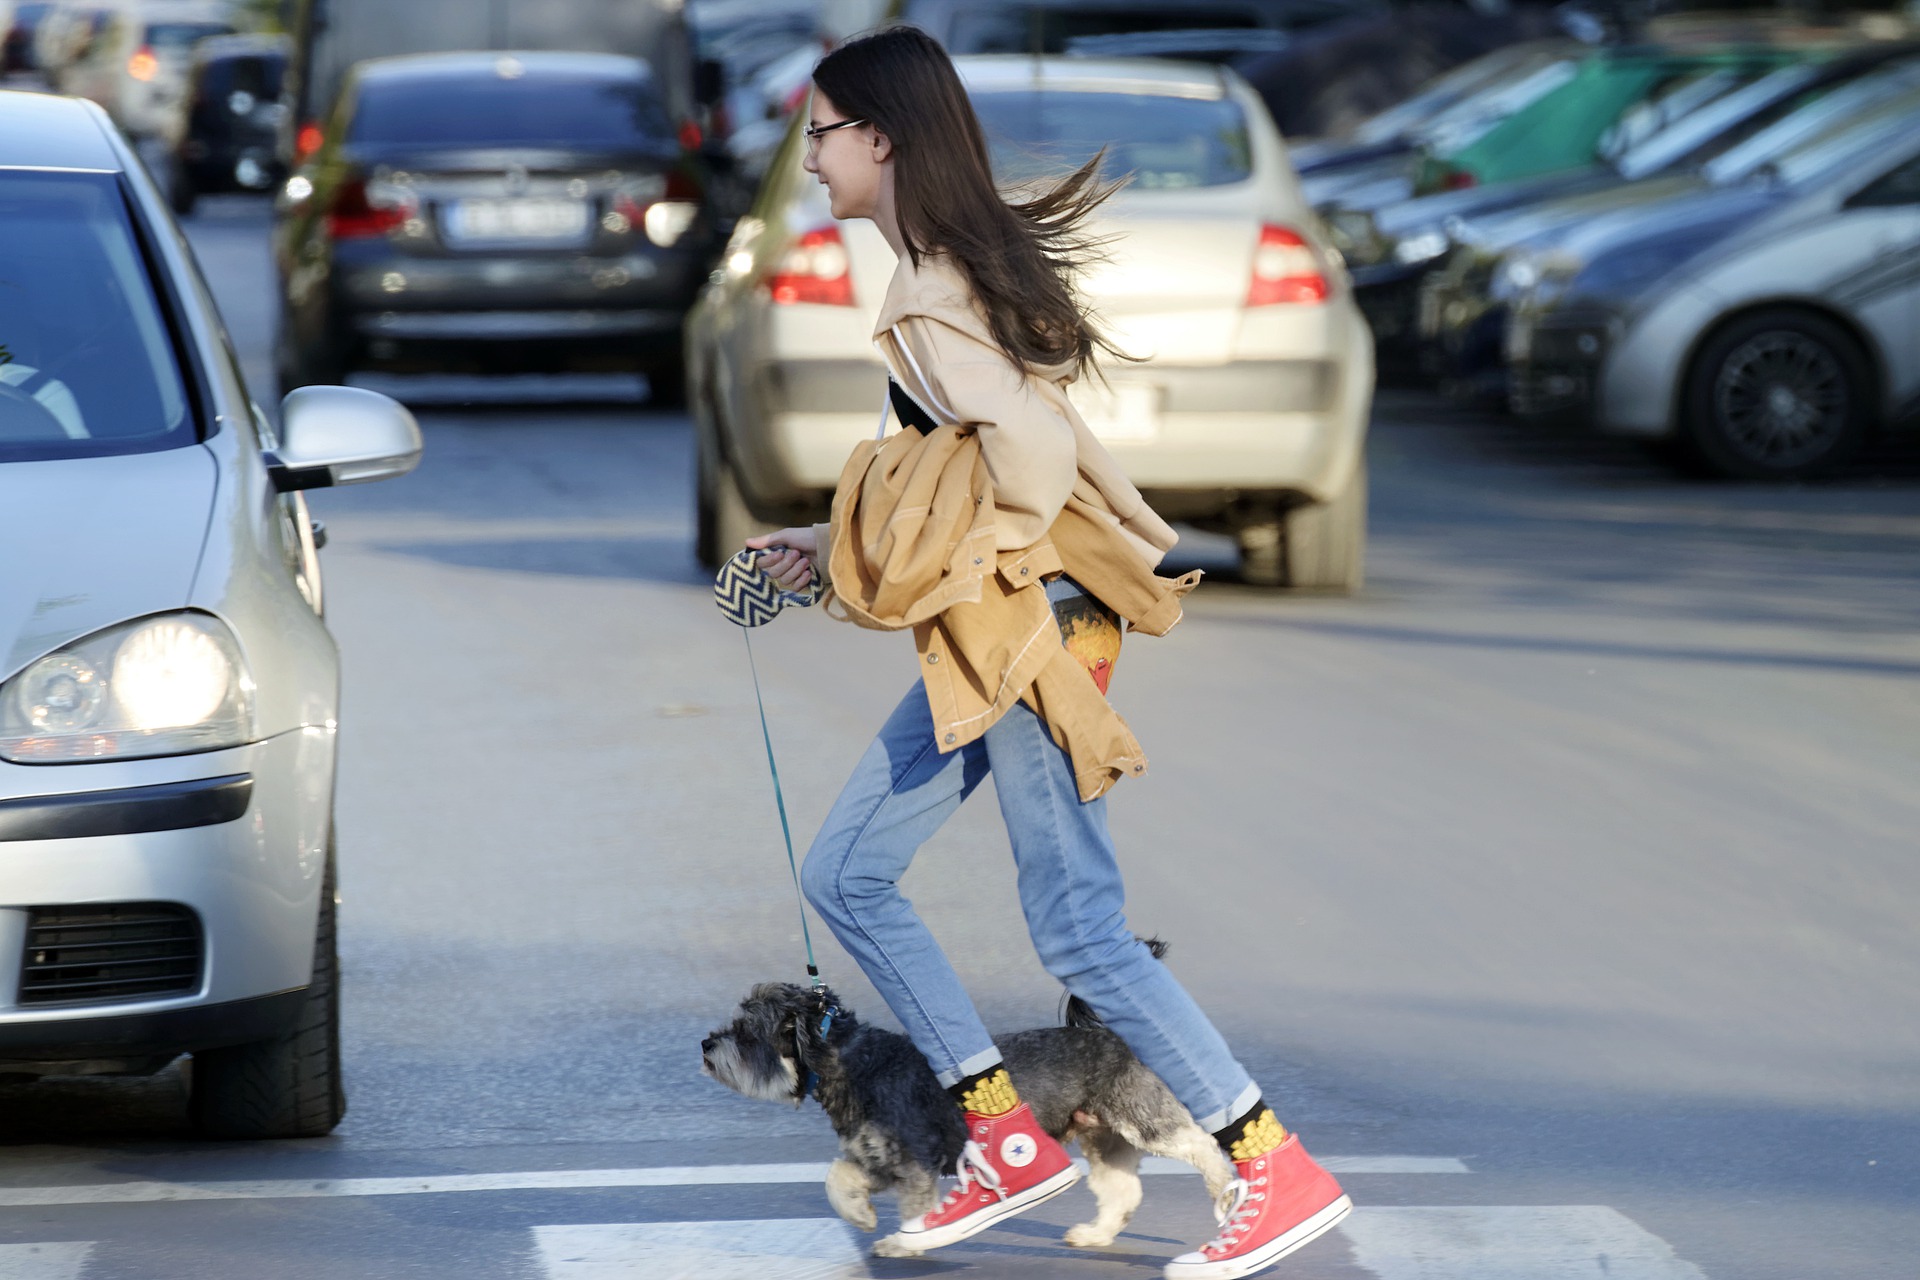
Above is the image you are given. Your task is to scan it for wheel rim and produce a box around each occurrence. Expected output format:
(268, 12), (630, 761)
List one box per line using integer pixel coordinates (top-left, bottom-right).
(1711, 330), (1849, 469)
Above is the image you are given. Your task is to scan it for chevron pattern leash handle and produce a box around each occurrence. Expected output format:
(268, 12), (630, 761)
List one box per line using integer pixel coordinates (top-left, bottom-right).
(717, 547), (827, 993)
(714, 547), (822, 628)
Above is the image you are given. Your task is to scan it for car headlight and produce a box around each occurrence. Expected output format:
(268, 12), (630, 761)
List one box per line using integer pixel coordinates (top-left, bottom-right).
(0, 612), (255, 763)
(1393, 228), (1451, 267)
(1494, 250), (1581, 303)
(1323, 208), (1387, 268)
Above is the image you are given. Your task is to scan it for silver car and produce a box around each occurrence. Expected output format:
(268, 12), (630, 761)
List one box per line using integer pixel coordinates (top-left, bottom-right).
(687, 56), (1373, 589)
(1504, 79), (1920, 478)
(0, 90), (420, 1135)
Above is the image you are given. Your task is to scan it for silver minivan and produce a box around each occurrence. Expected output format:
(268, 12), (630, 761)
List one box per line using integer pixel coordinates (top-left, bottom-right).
(0, 89), (419, 1136)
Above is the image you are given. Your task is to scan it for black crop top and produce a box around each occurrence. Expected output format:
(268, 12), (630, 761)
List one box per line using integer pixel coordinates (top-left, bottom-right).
(890, 379), (940, 435)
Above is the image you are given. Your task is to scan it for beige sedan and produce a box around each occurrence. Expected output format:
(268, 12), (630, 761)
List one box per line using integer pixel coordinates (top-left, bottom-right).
(686, 55), (1373, 589)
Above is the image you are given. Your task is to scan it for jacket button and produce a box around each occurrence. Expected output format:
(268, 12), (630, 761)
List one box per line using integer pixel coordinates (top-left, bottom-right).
(973, 557), (983, 566)
(927, 653), (940, 664)
(944, 733), (957, 744)
(1020, 567), (1029, 575)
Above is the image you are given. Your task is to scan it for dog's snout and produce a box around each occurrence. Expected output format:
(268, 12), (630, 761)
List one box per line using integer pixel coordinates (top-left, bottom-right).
(701, 1035), (717, 1054)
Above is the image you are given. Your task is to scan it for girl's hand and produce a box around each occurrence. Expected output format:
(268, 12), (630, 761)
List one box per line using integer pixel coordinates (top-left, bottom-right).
(745, 528), (819, 592)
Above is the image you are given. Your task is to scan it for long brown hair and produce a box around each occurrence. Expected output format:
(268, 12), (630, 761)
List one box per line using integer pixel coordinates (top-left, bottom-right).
(812, 25), (1129, 375)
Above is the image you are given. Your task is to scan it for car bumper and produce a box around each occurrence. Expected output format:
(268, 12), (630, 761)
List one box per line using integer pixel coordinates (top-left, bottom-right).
(336, 248), (704, 317)
(752, 355), (1367, 503)
(1506, 308), (1618, 424)
(0, 728), (332, 1056)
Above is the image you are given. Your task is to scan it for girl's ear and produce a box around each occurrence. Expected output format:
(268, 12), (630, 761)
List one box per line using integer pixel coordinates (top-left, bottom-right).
(869, 129), (893, 164)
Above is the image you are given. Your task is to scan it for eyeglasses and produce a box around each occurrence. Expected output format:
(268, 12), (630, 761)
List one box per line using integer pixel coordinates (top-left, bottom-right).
(804, 117), (868, 156)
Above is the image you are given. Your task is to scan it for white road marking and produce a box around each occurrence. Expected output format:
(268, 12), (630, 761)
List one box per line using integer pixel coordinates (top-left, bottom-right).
(1340, 1206), (1709, 1279)
(534, 1219), (865, 1280)
(0, 1242), (91, 1280)
(0, 1155), (1462, 1207)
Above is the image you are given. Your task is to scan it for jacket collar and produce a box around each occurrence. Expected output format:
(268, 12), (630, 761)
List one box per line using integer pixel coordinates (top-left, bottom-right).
(871, 250), (1081, 386)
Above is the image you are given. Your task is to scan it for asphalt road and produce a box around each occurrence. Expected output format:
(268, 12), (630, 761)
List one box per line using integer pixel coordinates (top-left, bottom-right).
(1, 198), (1916, 1280)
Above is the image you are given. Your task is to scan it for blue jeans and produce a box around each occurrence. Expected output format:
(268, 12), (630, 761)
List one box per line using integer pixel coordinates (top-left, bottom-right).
(801, 680), (1260, 1134)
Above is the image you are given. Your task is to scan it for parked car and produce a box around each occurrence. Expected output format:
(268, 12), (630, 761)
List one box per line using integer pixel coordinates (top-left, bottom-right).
(168, 32), (287, 215)
(687, 56), (1373, 589)
(1325, 41), (1807, 364)
(272, 51), (718, 400)
(0, 88), (421, 1134)
(1417, 44), (1920, 398)
(50, 0), (236, 143)
(1503, 84), (1920, 477)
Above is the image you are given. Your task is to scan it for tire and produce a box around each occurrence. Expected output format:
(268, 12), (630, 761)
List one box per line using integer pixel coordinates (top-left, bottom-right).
(190, 847), (345, 1140)
(1280, 459), (1367, 593)
(168, 158), (197, 218)
(695, 412), (769, 570)
(1681, 309), (1872, 480)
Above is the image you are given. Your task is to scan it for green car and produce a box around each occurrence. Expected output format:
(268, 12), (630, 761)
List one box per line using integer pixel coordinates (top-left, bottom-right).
(1415, 44), (1810, 194)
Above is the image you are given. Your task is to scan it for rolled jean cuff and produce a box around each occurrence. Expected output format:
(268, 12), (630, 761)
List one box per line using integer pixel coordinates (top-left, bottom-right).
(1193, 1080), (1265, 1137)
(935, 1045), (1007, 1090)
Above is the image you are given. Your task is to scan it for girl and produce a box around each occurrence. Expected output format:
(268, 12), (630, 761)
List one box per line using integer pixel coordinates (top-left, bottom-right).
(745, 26), (1349, 1280)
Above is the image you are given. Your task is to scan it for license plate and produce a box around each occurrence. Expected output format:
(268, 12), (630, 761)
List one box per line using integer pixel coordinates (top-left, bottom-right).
(444, 198), (588, 243)
(1077, 382), (1161, 442)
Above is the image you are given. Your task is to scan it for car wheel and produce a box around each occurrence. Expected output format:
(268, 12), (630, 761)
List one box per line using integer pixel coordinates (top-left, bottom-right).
(1682, 309), (1872, 480)
(1280, 459), (1367, 593)
(644, 349), (688, 409)
(189, 843), (345, 1140)
(695, 413), (768, 571)
(168, 157), (197, 218)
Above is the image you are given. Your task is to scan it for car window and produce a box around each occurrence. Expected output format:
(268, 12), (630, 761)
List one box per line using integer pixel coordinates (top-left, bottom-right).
(348, 67), (673, 148)
(1352, 45), (1571, 145)
(945, 6), (1263, 54)
(1704, 64), (1920, 185)
(0, 171), (193, 463)
(146, 21), (232, 51)
(1416, 58), (1579, 154)
(1850, 151), (1920, 207)
(971, 90), (1252, 190)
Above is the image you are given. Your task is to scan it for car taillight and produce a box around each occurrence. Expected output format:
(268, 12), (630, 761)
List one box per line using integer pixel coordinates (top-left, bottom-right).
(613, 169), (703, 248)
(677, 119), (703, 151)
(295, 121), (325, 163)
(1440, 168), (1477, 192)
(1246, 224), (1328, 307)
(127, 46), (157, 81)
(327, 177), (413, 240)
(766, 226), (853, 306)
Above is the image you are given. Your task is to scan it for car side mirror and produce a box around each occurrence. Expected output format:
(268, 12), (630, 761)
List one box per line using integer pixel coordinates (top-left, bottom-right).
(266, 385), (422, 490)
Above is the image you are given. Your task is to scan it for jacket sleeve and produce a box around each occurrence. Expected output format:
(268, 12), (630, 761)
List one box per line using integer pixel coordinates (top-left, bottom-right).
(902, 316), (1077, 552)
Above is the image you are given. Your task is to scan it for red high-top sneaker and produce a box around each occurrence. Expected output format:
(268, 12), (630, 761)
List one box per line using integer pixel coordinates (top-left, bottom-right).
(1164, 1135), (1352, 1279)
(893, 1101), (1081, 1251)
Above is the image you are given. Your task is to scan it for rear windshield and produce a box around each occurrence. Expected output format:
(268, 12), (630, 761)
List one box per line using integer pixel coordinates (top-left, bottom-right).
(146, 22), (233, 50)
(348, 69), (672, 148)
(0, 172), (192, 464)
(972, 90), (1252, 189)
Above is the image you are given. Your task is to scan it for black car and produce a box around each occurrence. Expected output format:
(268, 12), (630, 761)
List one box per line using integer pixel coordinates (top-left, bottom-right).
(0, 1), (51, 73)
(171, 34), (289, 216)
(272, 50), (714, 401)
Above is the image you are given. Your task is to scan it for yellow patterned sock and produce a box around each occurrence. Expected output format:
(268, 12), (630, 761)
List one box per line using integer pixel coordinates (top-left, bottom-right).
(951, 1066), (1020, 1117)
(1217, 1107), (1289, 1162)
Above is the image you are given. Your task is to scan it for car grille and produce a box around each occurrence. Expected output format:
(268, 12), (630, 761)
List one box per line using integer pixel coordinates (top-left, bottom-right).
(18, 903), (203, 1007)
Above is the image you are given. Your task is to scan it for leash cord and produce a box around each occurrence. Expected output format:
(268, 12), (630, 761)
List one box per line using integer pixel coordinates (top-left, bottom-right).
(742, 627), (823, 989)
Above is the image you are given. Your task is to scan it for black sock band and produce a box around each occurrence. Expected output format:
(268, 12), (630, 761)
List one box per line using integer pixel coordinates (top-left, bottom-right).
(1212, 1099), (1288, 1161)
(948, 1063), (1018, 1116)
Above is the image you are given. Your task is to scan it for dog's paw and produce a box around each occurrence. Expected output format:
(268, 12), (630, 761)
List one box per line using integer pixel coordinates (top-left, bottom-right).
(872, 1234), (925, 1258)
(836, 1203), (879, 1233)
(1064, 1223), (1119, 1249)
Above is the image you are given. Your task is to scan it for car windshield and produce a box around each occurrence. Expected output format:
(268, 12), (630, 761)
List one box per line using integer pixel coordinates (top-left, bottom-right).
(348, 67), (673, 148)
(1704, 64), (1920, 186)
(146, 21), (232, 50)
(1415, 58), (1580, 154)
(0, 171), (192, 464)
(1352, 45), (1572, 145)
(971, 89), (1252, 189)
(943, 5), (1276, 54)
(1612, 62), (1822, 180)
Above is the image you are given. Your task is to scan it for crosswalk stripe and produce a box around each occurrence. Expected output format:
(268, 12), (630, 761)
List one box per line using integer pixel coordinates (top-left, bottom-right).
(533, 1220), (864, 1280)
(1341, 1206), (1709, 1279)
(0, 1155), (1460, 1207)
(0, 1242), (91, 1280)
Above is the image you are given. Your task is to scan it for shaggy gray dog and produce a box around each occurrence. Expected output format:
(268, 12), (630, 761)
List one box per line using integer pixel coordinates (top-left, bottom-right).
(700, 947), (1233, 1257)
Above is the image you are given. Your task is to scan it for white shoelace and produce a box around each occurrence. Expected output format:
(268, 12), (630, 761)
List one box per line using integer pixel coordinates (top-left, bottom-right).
(936, 1140), (1006, 1208)
(1203, 1175), (1267, 1252)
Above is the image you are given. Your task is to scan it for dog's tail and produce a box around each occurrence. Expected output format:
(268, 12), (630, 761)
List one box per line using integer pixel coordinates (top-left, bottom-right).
(1061, 937), (1169, 1030)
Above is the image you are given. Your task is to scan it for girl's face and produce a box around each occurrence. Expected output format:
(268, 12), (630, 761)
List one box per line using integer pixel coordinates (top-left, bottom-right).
(803, 87), (889, 222)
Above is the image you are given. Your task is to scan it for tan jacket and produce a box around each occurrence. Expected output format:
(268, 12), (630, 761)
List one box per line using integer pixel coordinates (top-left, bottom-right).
(817, 253), (1200, 801)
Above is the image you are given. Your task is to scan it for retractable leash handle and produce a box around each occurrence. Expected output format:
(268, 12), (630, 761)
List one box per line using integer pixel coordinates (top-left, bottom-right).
(713, 546), (827, 993)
